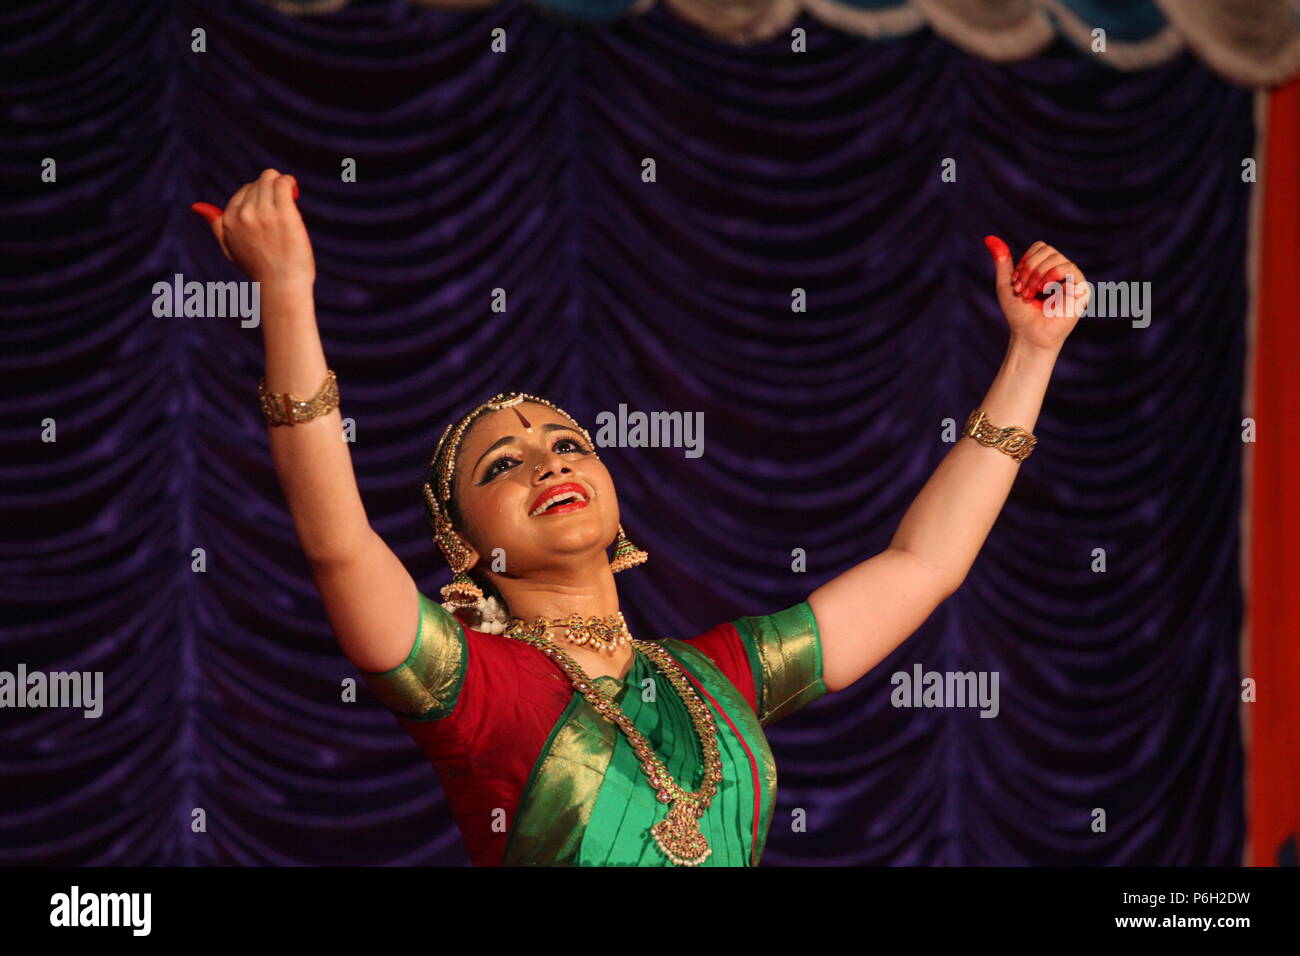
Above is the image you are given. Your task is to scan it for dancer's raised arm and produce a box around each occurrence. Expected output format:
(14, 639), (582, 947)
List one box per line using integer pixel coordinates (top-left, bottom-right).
(193, 168), (417, 672)
(810, 238), (1089, 692)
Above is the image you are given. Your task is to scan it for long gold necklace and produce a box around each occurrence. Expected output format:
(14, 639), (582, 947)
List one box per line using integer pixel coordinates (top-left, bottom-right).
(504, 617), (723, 866)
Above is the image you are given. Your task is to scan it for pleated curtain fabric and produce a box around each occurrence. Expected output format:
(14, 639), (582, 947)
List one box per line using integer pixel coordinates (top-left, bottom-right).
(0, 0), (1269, 864)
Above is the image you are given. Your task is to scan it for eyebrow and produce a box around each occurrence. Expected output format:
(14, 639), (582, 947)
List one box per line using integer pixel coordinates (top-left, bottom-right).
(471, 423), (586, 475)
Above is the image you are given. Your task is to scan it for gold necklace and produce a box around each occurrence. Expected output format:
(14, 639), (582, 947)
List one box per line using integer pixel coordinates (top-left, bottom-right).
(505, 612), (633, 653)
(503, 621), (723, 866)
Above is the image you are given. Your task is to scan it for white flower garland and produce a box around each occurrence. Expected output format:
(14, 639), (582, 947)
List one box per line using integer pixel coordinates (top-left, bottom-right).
(441, 593), (510, 635)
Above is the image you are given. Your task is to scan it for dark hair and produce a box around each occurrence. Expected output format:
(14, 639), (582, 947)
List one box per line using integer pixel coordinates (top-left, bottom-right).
(422, 408), (505, 609)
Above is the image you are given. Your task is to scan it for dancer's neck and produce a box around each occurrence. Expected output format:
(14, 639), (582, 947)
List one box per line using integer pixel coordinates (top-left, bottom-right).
(494, 563), (633, 680)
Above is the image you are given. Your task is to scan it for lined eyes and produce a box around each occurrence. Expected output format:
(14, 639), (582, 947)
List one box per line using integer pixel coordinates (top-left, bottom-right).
(481, 438), (591, 482)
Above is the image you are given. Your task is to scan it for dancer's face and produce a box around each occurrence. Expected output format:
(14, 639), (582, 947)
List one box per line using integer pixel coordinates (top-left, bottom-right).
(451, 403), (619, 575)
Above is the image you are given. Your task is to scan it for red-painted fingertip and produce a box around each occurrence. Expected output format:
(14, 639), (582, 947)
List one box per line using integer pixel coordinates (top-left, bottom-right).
(191, 202), (222, 223)
(292, 181), (299, 200)
(983, 235), (1010, 260)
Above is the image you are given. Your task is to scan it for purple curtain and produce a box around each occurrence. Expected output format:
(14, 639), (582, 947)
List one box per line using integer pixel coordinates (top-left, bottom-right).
(1, 0), (1248, 865)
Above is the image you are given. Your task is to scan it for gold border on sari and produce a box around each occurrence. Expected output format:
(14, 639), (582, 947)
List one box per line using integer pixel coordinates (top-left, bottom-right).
(359, 591), (467, 720)
(503, 689), (620, 866)
(733, 600), (827, 727)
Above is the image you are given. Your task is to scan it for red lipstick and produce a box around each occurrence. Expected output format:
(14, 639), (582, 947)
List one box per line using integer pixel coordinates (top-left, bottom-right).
(527, 482), (590, 518)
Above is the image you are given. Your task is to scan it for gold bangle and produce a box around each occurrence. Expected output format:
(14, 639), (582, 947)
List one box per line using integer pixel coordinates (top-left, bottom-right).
(964, 408), (1036, 462)
(258, 369), (339, 426)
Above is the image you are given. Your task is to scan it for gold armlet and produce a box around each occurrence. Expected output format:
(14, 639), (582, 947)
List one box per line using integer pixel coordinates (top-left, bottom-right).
(258, 369), (340, 426)
(964, 408), (1036, 462)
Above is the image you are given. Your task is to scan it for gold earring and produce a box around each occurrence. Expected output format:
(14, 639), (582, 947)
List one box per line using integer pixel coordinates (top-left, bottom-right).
(432, 509), (484, 607)
(442, 568), (483, 608)
(609, 523), (648, 574)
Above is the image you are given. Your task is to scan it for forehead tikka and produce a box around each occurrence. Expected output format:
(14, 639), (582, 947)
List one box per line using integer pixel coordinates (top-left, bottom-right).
(428, 392), (596, 508)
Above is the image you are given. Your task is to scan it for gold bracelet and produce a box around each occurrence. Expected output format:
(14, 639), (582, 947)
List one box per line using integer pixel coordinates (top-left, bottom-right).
(964, 408), (1036, 462)
(258, 369), (339, 426)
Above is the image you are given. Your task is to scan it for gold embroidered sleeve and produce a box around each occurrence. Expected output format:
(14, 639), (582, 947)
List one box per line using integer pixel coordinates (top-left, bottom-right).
(359, 590), (467, 720)
(732, 600), (827, 727)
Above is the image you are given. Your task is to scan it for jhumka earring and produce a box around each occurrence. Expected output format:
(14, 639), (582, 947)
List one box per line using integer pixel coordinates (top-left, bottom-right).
(424, 482), (483, 608)
(609, 523), (648, 573)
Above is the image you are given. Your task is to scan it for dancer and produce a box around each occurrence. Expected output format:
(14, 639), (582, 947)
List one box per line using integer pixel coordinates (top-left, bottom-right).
(193, 169), (1089, 866)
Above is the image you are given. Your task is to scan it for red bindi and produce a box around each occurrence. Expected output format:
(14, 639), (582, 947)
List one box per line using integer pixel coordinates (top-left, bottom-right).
(513, 407), (531, 429)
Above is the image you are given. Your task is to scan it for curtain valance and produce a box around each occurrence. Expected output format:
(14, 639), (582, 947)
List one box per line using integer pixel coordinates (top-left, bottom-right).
(264, 0), (1300, 87)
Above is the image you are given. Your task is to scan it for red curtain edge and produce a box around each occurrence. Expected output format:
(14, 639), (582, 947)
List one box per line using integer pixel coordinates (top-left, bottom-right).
(1247, 75), (1300, 867)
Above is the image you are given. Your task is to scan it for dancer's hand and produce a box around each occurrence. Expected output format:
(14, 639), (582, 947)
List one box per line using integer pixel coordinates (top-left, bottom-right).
(191, 169), (314, 287)
(983, 236), (1089, 354)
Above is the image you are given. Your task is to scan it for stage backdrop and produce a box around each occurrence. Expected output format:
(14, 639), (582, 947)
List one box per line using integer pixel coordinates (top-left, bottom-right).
(1, 0), (1257, 864)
